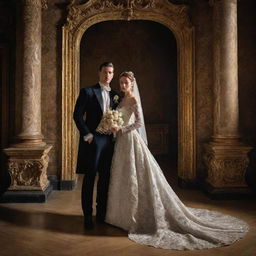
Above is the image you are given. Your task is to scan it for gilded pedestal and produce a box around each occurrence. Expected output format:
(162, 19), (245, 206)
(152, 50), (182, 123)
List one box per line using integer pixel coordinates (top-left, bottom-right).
(204, 141), (252, 195)
(1, 146), (52, 203)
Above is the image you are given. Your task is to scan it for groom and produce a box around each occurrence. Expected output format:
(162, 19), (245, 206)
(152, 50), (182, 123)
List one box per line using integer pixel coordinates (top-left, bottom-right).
(73, 62), (119, 229)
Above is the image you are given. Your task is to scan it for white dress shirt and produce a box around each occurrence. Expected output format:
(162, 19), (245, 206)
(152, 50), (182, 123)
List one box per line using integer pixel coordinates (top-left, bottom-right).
(84, 82), (111, 142)
(99, 82), (111, 113)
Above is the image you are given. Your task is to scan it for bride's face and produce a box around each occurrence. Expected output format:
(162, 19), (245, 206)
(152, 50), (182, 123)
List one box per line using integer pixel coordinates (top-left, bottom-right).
(120, 76), (132, 93)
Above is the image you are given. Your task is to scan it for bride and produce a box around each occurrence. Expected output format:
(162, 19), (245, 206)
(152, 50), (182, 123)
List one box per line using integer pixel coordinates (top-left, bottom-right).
(105, 71), (249, 250)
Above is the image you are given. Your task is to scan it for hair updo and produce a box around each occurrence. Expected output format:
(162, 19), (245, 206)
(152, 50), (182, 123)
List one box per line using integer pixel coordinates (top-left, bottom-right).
(119, 71), (136, 85)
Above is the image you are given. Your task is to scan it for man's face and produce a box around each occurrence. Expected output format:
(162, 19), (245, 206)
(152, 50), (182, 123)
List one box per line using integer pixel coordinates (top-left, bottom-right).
(99, 66), (114, 85)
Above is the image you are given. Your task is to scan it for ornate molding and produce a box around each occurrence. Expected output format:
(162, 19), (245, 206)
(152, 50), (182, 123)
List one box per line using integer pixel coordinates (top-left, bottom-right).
(62, 0), (195, 181)
(205, 155), (248, 187)
(8, 160), (45, 189)
(41, 0), (48, 9)
(65, 0), (191, 32)
(204, 142), (252, 188)
(4, 146), (52, 191)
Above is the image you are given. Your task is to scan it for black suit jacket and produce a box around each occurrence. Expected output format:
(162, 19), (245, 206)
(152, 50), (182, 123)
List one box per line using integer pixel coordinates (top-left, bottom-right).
(73, 83), (119, 173)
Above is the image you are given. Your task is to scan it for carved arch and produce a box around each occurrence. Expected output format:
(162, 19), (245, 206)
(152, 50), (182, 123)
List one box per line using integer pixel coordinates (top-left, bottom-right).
(61, 0), (196, 182)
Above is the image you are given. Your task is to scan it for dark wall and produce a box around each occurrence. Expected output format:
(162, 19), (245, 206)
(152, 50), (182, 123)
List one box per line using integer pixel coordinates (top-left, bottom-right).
(80, 20), (177, 123)
(0, 1), (15, 193)
(238, 0), (256, 147)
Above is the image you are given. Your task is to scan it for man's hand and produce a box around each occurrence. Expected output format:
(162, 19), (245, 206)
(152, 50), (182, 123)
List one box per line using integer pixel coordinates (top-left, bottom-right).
(83, 134), (93, 144)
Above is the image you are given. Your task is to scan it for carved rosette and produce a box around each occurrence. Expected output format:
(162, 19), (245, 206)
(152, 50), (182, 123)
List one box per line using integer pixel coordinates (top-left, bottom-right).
(204, 143), (251, 188)
(4, 146), (52, 191)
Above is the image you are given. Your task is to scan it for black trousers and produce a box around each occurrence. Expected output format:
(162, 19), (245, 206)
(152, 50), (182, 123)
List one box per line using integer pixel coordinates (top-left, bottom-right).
(81, 134), (114, 218)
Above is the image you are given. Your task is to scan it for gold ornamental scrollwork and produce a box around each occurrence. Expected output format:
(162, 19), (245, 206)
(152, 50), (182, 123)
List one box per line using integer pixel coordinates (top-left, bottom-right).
(41, 0), (48, 9)
(65, 0), (191, 32)
(8, 160), (43, 188)
(62, 0), (195, 182)
(8, 157), (49, 190)
(204, 144), (250, 188)
(4, 146), (52, 191)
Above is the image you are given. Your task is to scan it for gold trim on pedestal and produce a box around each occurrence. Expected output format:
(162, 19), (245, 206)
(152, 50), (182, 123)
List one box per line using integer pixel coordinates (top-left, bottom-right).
(61, 0), (195, 182)
(4, 145), (52, 191)
(204, 142), (252, 193)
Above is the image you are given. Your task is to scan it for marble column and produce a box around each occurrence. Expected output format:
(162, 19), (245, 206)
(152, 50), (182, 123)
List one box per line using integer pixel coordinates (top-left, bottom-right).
(14, 0), (45, 147)
(204, 0), (252, 196)
(2, 0), (52, 202)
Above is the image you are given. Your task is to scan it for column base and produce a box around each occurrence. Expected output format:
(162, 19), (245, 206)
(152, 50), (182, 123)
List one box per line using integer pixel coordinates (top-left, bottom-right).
(201, 181), (255, 200)
(0, 184), (53, 203)
(48, 175), (77, 190)
(3, 145), (52, 197)
(204, 140), (252, 195)
(12, 135), (46, 148)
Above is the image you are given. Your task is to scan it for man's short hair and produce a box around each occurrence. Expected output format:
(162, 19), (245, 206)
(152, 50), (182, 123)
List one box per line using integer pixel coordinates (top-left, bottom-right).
(99, 62), (114, 71)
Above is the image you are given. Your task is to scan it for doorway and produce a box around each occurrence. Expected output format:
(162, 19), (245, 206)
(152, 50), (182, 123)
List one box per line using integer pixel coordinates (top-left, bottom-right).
(80, 20), (178, 173)
(61, 0), (195, 183)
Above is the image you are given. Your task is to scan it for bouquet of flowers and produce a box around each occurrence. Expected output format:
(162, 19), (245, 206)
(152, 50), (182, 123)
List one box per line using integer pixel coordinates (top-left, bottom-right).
(96, 109), (124, 135)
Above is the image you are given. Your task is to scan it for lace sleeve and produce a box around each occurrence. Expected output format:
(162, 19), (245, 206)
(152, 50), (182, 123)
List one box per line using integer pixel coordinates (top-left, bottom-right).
(121, 104), (143, 133)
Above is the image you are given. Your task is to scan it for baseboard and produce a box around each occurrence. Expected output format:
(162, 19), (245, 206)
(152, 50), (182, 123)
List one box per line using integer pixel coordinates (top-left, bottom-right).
(60, 179), (77, 190)
(0, 184), (53, 203)
(48, 175), (59, 190)
(200, 181), (256, 200)
(178, 177), (200, 189)
(48, 175), (77, 190)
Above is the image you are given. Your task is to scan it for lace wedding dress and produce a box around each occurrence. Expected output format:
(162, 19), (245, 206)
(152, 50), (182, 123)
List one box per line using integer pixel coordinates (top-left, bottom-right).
(105, 104), (249, 250)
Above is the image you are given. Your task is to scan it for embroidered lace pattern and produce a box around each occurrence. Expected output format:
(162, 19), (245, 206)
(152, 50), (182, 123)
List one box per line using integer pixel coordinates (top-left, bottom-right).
(105, 104), (249, 250)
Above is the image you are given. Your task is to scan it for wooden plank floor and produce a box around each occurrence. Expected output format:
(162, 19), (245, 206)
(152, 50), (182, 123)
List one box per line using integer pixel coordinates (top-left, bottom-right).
(0, 163), (256, 256)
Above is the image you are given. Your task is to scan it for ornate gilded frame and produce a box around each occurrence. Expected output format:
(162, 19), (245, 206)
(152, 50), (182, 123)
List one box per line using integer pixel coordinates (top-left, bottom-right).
(61, 0), (195, 182)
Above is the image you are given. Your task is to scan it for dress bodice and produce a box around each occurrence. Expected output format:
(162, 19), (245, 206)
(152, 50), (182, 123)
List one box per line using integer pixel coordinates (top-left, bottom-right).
(117, 104), (142, 133)
(118, 106), (134, 125)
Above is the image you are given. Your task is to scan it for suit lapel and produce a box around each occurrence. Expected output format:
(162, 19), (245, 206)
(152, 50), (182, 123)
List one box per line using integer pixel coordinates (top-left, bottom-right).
(109, 90), (114, 109)
(93, 84), (103, 112)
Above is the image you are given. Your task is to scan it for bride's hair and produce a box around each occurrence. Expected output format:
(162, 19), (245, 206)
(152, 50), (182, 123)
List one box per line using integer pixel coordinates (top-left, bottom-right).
(119, 71), (136, 88)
